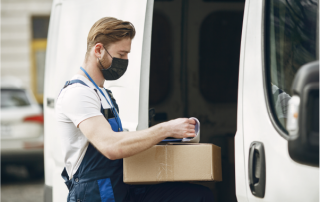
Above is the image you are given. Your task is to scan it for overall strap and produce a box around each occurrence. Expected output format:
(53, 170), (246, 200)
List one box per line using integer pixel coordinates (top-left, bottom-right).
(60, 79), (119, 118)
(105, 88), (119, 113)
(63, 79), (89, 88)
(59, 79), (89, 96)
(60, 79), (105, 114)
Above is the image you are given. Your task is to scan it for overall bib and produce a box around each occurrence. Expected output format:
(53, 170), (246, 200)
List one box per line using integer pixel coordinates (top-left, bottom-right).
(60, 79), (130, 202)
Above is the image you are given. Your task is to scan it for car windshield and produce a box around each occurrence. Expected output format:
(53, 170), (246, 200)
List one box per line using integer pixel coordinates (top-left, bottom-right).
(1, 89), (31, 108)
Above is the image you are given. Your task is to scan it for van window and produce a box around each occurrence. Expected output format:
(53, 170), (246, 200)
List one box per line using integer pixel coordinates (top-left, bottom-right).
(266, 0), (318, 132)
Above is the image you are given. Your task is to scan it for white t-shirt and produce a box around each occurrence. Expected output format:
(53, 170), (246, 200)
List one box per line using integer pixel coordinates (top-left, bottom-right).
(55, 75), (112, 179)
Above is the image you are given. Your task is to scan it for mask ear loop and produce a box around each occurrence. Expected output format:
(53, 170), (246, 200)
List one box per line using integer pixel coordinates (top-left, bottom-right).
(98, 58), (106, 70)
(103, 46), (113, 59)
(98, 46), (113, 70)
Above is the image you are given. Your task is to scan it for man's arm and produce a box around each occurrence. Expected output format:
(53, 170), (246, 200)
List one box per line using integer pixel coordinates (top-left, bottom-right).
(79, 115), (196, 160)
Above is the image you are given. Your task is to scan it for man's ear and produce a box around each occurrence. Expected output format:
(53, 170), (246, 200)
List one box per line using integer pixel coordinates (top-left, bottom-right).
(93, 43), (104, 59)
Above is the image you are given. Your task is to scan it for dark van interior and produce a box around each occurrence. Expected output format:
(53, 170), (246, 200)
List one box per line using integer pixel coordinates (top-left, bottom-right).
(149, 0), (245, 201)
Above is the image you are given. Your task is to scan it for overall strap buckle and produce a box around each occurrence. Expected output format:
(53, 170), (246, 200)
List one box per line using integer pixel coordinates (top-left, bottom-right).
(63, 81), (70, 88)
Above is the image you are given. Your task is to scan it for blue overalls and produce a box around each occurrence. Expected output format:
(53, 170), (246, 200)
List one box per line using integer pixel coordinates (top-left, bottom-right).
(60, 70), (130, 202)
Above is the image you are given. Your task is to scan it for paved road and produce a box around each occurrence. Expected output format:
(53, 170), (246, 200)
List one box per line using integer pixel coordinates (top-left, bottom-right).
(1, 165), (44, 202)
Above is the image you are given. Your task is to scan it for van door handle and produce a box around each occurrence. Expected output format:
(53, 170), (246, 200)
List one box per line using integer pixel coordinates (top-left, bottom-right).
(248, 142), (266, 198)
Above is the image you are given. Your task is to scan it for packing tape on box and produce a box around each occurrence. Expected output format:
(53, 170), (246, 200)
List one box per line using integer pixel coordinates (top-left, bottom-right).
(156, 145), (174, 181)
(182, 117), (200, 143)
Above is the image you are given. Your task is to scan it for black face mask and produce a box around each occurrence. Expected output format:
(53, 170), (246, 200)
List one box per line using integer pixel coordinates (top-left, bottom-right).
(98, 47), (128, 80)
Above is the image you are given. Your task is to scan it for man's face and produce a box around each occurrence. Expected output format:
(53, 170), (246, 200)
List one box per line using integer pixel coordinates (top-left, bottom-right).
(97, 37), (131, 69)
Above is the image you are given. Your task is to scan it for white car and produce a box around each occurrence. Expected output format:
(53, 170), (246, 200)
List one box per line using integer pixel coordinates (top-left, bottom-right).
(1, 79), (44, 177)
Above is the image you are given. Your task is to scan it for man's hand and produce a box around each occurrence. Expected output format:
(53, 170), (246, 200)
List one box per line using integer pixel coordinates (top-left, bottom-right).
(164, 118), (196, 139)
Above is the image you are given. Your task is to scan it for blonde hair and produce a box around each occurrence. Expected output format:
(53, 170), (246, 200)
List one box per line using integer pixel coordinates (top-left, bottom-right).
(86, 17), (136, 58)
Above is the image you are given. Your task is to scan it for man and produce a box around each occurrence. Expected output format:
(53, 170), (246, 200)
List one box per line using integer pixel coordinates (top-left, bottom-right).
(56, 17), (214, 202)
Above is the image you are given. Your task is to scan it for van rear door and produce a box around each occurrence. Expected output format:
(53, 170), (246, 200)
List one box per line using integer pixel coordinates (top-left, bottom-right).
(44, 0), (153, 201)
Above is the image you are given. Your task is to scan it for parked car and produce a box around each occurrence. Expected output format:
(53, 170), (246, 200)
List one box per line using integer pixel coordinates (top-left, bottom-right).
(1, 78), (44, 178)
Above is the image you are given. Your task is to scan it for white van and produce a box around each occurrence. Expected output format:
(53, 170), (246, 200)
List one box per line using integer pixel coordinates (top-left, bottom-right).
(43, 0), (319, 201)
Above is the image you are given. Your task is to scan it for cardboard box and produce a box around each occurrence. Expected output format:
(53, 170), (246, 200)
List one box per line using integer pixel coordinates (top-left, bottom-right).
(123, 143), (222, 184)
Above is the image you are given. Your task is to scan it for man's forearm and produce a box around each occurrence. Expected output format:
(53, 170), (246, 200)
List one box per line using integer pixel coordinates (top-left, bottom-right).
(80, 115), (195, 160)
(105, 123), (169, 160)
(80, 115), (169, 160)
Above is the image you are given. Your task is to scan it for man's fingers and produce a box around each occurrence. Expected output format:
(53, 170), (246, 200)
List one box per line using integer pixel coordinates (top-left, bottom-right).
(188, 119), (196, 125)
(188, 129), (195, 134)
(185, 132), (196, 137)
(188, 124), (195, 129)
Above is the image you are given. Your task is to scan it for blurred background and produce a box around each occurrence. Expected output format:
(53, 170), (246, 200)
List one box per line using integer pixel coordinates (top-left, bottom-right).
(1, 0), (245, 201)
(1, 0), (51, 201)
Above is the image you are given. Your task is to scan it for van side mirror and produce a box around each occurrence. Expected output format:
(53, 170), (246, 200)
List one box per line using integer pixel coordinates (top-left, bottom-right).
(286, 61), (319, 167)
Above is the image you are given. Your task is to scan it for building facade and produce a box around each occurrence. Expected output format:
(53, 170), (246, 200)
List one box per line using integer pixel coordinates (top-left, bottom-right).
(1, 0), (53, 104)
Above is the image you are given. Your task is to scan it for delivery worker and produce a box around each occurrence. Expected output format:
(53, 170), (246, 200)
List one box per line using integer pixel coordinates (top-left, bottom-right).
(56, 17), (214, 202)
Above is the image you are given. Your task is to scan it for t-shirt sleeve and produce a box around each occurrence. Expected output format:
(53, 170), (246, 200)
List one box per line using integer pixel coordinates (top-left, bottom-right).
(60, 86), (102, 127)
